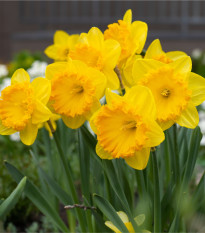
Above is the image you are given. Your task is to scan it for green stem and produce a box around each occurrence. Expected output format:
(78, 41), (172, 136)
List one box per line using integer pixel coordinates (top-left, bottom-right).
(152, 151), (161, 233)
(136, 170), (147, 199)
(48, 121), (86, 232)
(173, 124), (180, 184)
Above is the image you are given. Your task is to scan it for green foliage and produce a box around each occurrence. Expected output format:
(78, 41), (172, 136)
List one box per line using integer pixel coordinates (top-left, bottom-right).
(7, 50), (46, 76)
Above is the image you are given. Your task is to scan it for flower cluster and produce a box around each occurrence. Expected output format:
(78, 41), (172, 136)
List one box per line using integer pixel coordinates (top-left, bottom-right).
(0, 9), (205, 172)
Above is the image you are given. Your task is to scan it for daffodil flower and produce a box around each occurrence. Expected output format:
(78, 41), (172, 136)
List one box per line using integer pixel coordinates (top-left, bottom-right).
(105, 211), (151, 233)
(90, 86), (164, 170)
(133, 57), (205, 130)
(46, 60), (106, 129)
(44, 30), (79, 61)
(0, 69), (52, 145)
(69, 27), (121, 90)
(104, 9), (147, 65)
(144, 39), (188, 63)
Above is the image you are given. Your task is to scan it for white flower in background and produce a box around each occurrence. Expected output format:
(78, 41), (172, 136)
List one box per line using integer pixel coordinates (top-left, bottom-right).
(9, 132), (20, 142)
(0, 64), (8, 77)
(27, 61), (48, 80)
(191, 49), (202, 59)
(0, 77), (11, 91)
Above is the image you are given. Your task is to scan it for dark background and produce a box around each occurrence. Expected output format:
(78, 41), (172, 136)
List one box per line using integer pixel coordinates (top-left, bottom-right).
(1, 0), (205, 62)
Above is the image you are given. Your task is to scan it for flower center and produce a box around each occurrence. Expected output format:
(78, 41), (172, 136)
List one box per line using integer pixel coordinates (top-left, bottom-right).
(121, 120), (137, 130)
(72, 85), (84, 94)
(0, 82), (34, 131)
(64, 48), (69, 57)
(161, 88), (171, 97)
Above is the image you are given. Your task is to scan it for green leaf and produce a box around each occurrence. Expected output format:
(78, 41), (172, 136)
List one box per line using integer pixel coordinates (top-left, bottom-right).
(4, 161), (69, 232)
(93, 194), (129, 233)
(0, 177), (27, 220)
(30, 150), (73, 205)
(183, 126), (202, 186)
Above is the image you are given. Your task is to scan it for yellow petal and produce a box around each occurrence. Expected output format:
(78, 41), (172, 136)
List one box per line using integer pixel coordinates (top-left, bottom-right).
(32, 100), (51, 125)
(85, 100), (101, 120)
(117, 211), (129, 223)
(105, 221), (121, 233)
(132, 59), (163, 84)
(176, 102), (199, 128)
(89, 108), (101, 134)
(87, 68), (107, 99)
(144, 120), (165, 147)
(54, 30), (69, 44)
(105, 89), (122, 106)
(31, 77), (51, 104)
(87, 27), (104, 49)
(170, 56), (192, 75)
(11, 69), (30, 85)
(44, 45), (59, 60)
(122, 55), (141, 87)
(124, 85), (156, 119)
(131, 21), (148, 54)
(62, 115), (86, 129)
(189, 72), (205, 106)
(144, 39), (164, 59)
(125, 148), (150, 170)
(103, 68), (120, 90)
(166, 51), (187, 61)
(0, 120), (16, 135)
(96, 142), (113, 159)
(45, 62), (68, 80)
(158, 120), (175, 131)
(123, 9), (132, 24)
(103, 39), (121, 69)
(69, 34), (80, 48)
(20, 120), (38, 145)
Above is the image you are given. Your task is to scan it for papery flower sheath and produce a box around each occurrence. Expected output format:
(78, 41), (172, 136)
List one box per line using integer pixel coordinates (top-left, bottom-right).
(104, 9), (147, 65)
(69, 27), (121, 89)
(133, 57), (205, 130)
(46, 60), (106, 129)
(44, 30), (79, 61)
(90, 86), (164, 170)
(0, 69), (52, 145)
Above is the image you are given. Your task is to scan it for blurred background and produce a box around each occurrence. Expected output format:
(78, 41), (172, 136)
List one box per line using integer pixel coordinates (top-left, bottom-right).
(1, 0), (205, 62)
(1, 1), (205, 232)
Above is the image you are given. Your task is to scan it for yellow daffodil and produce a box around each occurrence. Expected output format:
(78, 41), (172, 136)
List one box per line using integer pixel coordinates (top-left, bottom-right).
(69, 27), (121, 90)
(90, 86), (164, 170)
(144, 39), (188, 63)
(133, 57), (205, 130)
(104, 9), (147, 65)
(105, 211), (150, 233)
(44, 30), (79, 61)
(46, 60), (106, 129)
(0, 69), (52, 145)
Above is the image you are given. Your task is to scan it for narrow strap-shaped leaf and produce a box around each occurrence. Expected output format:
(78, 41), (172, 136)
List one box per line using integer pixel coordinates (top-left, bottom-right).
(183, 126), (202, 186)
(4, 161), (69, 233)
(0, 177), (27, 220)
(93, 194), (129, 233)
